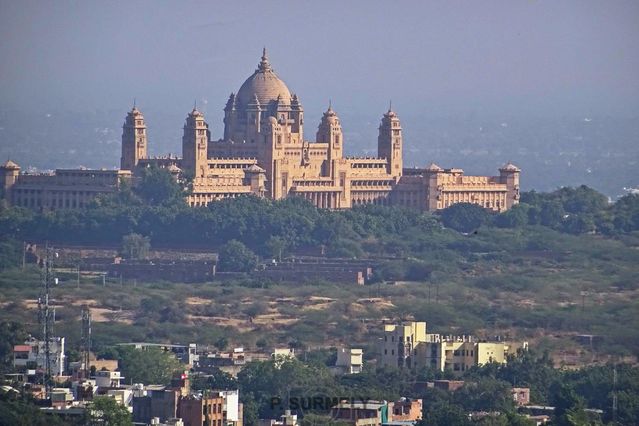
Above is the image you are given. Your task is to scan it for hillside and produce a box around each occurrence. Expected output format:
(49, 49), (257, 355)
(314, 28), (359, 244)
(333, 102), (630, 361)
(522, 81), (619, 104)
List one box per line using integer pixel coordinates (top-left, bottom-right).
(1, 225), (637, 367)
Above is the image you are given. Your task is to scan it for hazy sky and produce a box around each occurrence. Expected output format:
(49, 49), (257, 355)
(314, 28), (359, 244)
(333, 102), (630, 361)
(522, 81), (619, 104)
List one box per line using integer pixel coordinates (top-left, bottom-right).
(1, 1), (638, 127)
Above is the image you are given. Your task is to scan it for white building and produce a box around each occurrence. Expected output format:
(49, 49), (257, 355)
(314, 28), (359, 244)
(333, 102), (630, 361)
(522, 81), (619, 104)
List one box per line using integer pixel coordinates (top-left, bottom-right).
(13, 337), (66, 377)
(94, 370), (124, 388)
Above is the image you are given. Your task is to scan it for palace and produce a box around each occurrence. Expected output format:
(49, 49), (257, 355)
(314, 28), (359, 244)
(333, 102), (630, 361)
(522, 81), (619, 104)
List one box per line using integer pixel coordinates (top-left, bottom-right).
(1, 50), (520, 212)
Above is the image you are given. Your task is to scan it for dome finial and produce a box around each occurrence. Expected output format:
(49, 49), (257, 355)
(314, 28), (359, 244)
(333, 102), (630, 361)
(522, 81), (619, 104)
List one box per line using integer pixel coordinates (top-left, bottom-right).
(258, 47), (271, 71)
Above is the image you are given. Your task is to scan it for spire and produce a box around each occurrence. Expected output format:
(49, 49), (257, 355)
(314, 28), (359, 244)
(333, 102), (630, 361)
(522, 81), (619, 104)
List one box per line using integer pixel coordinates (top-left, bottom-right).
(258, 47), (271, 72)
(388, 99), (393, 112)
(328, 99), (332, 111)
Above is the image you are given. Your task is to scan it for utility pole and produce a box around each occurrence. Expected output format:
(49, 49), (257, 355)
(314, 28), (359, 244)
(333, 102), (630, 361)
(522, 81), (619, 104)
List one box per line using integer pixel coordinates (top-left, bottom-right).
(22, 241), (26, 270)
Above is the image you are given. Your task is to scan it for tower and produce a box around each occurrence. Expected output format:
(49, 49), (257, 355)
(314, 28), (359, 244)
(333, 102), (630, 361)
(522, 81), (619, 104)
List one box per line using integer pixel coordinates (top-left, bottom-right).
(378, 107), (403, 179)
(499, 163), (521, 210)
(316, 104), (343, 176)
(0, 160), (20, 202)
(182, 107), (210, 178)
(80, 306), (92, 379)
(223, 93), (238, 141)
(38, 245), (57, 398)
(120, 105), (148, 171)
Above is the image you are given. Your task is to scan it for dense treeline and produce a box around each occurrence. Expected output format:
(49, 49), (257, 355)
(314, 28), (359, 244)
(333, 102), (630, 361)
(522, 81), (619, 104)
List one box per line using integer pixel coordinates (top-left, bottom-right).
(1, 168), (638, 262)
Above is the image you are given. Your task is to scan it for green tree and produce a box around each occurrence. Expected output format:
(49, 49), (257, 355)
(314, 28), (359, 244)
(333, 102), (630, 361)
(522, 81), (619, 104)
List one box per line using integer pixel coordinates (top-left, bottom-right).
(120, 233), (150, 260)
(452, 378), (516, 413)
(539, 201), (565, 228)
(550, 383), (592, 426)
(191, 366), (238, 391)
(420, 401), (471, 426)
(114, 346), (182, 385)
(218, 240), (258, 272)
(215, 337), (229, 351)
(440, 203), (491, 233)
(0, 393), (67, 426)
(87, 396), (132, 425)
(494, 204), (529, 228)
(265, 236), (287, 261)
(301, 414), (350, 426)
(134, 166), (185, 206)
(0, 239), (22, 271)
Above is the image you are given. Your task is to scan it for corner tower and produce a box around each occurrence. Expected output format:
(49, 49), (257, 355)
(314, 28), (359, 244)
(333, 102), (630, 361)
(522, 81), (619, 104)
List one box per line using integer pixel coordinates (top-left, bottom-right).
(0, 160), (20, 202)
(316, 104), (343, 176)
(120, 106), (148, 171)
(182, 107), (210, 178)
(499, 163), (521, 209)
(378, 107), (403, 179)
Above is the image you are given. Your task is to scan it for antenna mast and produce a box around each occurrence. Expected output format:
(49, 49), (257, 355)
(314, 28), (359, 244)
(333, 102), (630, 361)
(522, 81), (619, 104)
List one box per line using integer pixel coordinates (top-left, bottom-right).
(81, 306), (92, 379)
(38, 244), (56, 398)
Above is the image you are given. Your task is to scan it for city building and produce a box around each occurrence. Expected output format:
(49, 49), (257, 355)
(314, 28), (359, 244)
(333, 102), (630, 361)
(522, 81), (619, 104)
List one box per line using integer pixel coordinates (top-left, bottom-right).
(0, 161), (131, 210)
(424, 337), (528, 374)
(379, 322), (527, 375)
(330, 400), (389, 426)
(1, 50), (520, 213)
(178, 394), (225, 426)
(329, 398), (422, 426)
(13, 337), (66, 377)
(259, 409), (298, 426)
(334, 347), (363, 374)
(271, 348), (295, 365)
(93, 370), (124, 388)
(512, 387), (531, 406)
(380, 322), (429, 369)
(133, 385), (181, 425)
(388, 398), (423, 423)
(117, 342), (198, 366)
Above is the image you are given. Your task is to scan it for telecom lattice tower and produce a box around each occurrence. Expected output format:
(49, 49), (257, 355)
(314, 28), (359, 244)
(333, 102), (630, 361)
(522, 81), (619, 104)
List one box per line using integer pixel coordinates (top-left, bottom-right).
(81, 306), (92, 379)
(37, 245), (56, 398)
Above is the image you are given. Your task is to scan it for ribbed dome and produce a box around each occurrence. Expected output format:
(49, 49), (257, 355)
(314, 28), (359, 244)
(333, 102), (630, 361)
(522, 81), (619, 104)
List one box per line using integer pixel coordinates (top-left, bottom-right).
(236, 49), (292, 106)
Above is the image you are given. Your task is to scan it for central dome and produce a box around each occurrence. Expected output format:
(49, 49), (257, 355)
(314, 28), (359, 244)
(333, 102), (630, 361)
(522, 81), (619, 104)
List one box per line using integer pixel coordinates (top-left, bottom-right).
(236, 49), (292, 106)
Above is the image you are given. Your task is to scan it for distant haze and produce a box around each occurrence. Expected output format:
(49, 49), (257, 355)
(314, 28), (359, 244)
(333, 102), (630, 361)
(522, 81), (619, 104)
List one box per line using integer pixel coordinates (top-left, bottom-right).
(1, 1), (638, 196)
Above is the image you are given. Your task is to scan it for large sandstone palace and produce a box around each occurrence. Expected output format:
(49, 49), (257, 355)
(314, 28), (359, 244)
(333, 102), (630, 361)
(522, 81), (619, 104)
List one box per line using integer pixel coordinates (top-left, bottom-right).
(1, 50), (520, 212)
